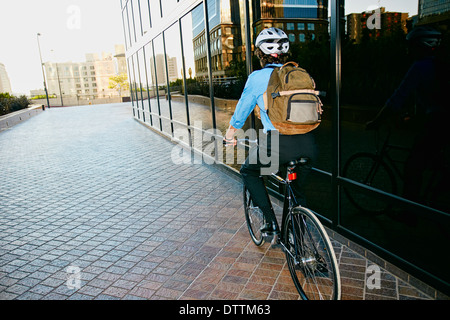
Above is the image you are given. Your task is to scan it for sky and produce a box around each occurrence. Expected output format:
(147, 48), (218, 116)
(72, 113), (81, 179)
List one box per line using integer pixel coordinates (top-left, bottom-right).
(0, 0), (125, 95)
(0, 0), (419, 96)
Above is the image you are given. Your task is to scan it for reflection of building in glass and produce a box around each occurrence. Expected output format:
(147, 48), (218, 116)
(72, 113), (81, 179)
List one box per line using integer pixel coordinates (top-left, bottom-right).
(150, 55), (179, 86)
(192, 0), (242, 79)
(419, 0), (450, 18)
(347, 7), (409, 44)
(418, 0), (450, 26)
(252, 0), (329, 44)
(192, 0), (329, 79)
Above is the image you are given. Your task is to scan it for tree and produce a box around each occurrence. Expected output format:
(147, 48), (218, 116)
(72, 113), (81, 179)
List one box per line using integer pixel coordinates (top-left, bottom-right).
(108, 73), (130, 97)
(0, 93), (30, 116)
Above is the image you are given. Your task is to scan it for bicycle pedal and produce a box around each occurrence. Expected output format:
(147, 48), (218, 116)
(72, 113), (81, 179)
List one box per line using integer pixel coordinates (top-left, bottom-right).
(270, 234), (282, 249)
(262, 232), (273, 241)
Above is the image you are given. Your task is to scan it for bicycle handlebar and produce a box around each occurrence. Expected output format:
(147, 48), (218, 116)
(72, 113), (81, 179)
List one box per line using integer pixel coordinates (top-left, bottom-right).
(223, 137), (258, 148)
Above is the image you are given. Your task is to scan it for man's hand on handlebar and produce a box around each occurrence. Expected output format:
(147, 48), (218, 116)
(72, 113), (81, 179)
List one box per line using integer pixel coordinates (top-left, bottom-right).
(223, 137), (237, 147)
(224, 124), (238, 147)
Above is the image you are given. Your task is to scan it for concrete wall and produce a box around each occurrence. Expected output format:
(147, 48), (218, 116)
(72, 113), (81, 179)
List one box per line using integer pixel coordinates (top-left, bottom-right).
(0, 105), (44, 132)
(31, 96), (129, 107)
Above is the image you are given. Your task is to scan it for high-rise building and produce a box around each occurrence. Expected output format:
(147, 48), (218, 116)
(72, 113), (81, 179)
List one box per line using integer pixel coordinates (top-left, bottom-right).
(347, 7), (409, 43)
(0, 62), (13, 94)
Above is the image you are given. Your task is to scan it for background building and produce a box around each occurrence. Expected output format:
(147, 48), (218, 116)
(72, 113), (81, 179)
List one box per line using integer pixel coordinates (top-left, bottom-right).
(0, 62), (13, 94)
(44, 44), (127, 101)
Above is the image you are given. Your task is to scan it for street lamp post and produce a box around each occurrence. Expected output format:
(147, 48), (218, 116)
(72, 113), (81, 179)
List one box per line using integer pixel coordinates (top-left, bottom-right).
(37, 33), (50, 108)
(55, 62), (64, 107)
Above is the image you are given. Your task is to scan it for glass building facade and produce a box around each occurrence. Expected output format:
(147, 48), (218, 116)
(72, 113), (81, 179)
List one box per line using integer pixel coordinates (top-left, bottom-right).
(120, 0), (450, 296)
(419, 0), (450, 18)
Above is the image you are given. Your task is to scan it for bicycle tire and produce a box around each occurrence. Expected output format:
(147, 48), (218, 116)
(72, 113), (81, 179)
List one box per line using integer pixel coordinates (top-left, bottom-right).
(283, 207), (341, 300)
(243, 185), (265, 246)
(343, 152), (397, 215)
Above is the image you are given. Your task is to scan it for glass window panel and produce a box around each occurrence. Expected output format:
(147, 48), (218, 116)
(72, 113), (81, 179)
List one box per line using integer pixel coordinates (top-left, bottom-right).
(122, 8), (131, 50)
(130, 54), (141, 119)
(145, 41), (160, 128)
(149, 0), (162, 27)
(132, 0), (143, 38)
(164, 22), (188, 138)
(127, 57), (134, 107)
(206, 0), (246, 169)
(153, 34), (172, 135)
(249, 0), (331, 219)
(140, 0), (152, 33)
(340, 183), (450, 288)
(181, 3), (213, 155)
(299, 33), (305, 42)
(341, 0), (421, 198)
(161, 0), (179, 18)
(288, 33), (295, 42)
(127, 1), (136, 43)
(254, 0), (326, 19)
(341, 0), (449, 290)
(138, 48), (149, 123)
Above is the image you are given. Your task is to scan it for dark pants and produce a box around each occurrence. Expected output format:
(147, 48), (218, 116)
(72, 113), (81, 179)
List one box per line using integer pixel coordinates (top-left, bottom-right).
(240, 131), (318, 225)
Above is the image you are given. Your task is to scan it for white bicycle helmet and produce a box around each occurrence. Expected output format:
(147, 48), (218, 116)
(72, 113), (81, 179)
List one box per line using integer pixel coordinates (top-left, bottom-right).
(255, 27), (290, 56)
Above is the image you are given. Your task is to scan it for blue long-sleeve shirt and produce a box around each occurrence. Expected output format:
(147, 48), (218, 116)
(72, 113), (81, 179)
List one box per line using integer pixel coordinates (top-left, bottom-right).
(230, 64), (282, 133)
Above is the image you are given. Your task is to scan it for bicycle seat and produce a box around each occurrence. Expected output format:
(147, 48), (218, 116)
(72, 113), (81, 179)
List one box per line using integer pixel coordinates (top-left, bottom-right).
(288, 158), (309, 167)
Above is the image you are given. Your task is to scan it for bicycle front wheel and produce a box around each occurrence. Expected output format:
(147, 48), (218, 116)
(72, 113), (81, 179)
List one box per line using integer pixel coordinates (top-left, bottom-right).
(243, 185), (265, 246)
(284, 207), (341, 300)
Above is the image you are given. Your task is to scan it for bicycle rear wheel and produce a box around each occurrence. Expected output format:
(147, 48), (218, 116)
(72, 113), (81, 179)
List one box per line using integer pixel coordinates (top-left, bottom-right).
(284, 207), (341, 300)
(343, 152), (396, 215)
(243, 185), (265, 246)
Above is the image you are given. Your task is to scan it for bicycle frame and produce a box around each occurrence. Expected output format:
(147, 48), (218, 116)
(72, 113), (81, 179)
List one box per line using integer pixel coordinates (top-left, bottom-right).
(271, 165), (311, 263)
(374, 128), (408, 181)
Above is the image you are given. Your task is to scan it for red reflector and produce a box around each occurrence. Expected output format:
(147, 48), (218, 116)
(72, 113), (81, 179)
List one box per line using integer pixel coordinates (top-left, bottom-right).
(288, 172), (297, 181)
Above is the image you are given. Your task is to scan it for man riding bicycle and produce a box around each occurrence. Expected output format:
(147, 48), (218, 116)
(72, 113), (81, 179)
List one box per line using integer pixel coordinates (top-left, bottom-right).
(224, 27), (318, 237)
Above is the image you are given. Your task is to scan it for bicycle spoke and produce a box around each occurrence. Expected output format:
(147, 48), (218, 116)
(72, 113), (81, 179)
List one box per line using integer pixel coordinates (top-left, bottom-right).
(284, 208), (340, 300)
(244, 186), (265, 246)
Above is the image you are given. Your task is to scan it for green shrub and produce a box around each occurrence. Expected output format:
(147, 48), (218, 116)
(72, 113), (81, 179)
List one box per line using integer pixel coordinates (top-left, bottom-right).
(0, 93), (30, 116)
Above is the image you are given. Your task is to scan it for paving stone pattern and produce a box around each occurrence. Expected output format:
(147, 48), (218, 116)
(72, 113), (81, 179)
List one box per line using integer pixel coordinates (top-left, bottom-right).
(0, 104), (434, 300)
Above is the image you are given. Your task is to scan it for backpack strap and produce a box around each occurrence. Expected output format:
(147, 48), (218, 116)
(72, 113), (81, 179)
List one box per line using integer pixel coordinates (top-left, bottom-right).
(272, 89), (322, 98)
(280, 61), (299, 70)
(263, 66), (281, 111)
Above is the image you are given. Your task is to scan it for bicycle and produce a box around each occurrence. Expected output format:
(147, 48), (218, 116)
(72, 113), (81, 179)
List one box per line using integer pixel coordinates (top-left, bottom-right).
(342, 126), (406, 215)
(343, 124), (450, 215)
(234, 138), (341, 300)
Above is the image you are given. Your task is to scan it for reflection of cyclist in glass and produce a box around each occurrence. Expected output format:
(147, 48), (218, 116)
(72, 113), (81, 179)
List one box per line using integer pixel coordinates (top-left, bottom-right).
(224, 28), (318, 236)
(366, 26), (449, 206)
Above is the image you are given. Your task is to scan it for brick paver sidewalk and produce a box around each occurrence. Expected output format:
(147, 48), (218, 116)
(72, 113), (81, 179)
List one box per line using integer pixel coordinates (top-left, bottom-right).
(0, 103), (434, 300)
